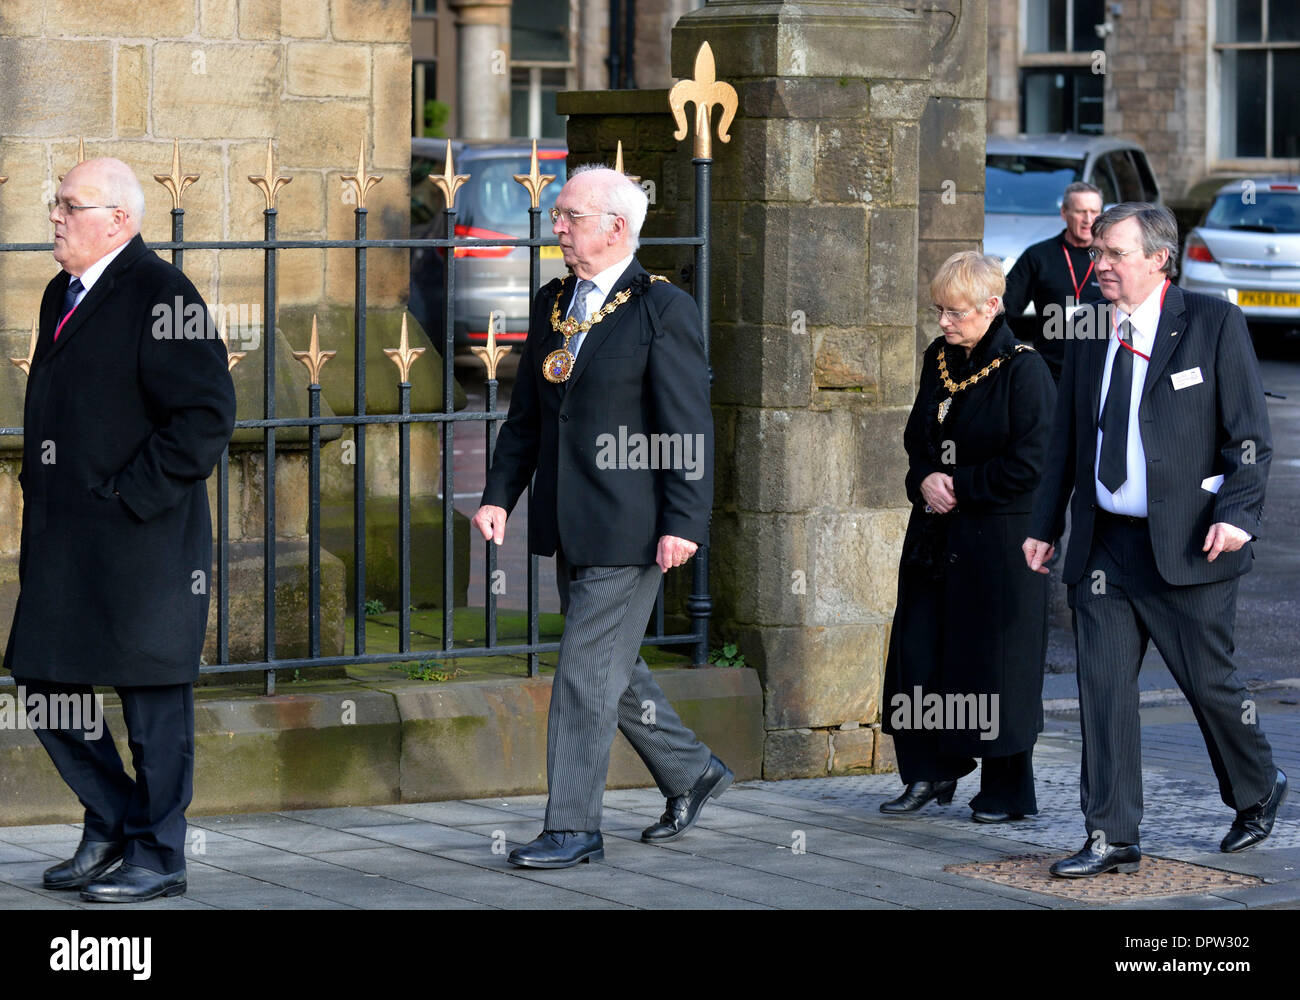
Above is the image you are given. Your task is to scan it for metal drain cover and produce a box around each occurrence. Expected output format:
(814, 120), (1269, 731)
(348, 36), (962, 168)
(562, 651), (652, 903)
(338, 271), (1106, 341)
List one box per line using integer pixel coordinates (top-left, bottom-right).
(945, 853), (1267, 901)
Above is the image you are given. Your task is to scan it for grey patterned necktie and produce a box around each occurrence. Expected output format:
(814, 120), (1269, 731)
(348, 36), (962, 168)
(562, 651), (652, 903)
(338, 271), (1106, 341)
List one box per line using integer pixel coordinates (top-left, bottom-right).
(568, 279), (596, 356)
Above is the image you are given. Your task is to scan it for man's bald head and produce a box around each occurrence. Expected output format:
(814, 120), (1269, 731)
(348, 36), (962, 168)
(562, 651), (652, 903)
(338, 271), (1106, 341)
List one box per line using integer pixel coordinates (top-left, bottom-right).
(50, 158), (144, 275)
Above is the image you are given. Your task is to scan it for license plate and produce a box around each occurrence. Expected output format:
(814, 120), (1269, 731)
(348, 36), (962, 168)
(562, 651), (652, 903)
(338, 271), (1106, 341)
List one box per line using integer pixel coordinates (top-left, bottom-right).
(1236, 289), (1300, 308)
(540, 245), (562, 260)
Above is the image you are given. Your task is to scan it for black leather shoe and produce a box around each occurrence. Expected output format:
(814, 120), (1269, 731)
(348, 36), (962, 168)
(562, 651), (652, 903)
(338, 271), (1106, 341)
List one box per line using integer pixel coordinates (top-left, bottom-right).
(972, 810), (1024, 824)
(43, 839), (125, 890)
(80, 863), (186, 903)
(508, 831), (604, 869)
(641, 754), (734, 843)
(879, 780), (956, 814)
(1049, 840), (1141, 878)
(1221, 769), (1288, 854)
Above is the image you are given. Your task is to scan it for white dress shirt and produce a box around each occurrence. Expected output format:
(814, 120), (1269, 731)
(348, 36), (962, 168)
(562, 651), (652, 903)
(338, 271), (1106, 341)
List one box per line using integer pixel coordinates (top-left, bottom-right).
(566, 253), (634, 357)
(1094, 279), (1168, 516)
(70, 240), (132, 308)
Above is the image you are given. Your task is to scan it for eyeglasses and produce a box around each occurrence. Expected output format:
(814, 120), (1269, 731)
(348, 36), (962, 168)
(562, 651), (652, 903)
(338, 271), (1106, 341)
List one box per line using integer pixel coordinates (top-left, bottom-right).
(933, 305), (976, 322)
(48, 199), (119, 215)
(1087, 246), (1140, 264)
(549, 207), (615, 225)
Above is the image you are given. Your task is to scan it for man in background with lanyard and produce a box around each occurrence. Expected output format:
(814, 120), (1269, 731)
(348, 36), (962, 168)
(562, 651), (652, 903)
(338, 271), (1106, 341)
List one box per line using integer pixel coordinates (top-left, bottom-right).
(1024, 203), (1285, 877)
(1004, 181), (1105, 382)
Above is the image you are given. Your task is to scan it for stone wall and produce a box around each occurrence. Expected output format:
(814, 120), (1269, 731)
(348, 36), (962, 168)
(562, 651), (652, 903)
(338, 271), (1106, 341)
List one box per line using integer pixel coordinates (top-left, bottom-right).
(564, 1), (989, 777)
(0, 1), (471, 666)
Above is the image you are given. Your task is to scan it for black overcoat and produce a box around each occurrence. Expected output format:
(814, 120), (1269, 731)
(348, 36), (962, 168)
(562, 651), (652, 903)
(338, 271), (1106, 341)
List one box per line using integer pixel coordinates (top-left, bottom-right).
(481, 259), (713, 566)
(883, 319), (1056, 757)
(3, 235), (237, 686)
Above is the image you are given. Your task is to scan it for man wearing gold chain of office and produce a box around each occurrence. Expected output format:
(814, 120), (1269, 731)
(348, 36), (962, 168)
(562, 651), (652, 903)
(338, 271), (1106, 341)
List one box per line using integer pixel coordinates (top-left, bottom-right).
(473, 166), (731, 870)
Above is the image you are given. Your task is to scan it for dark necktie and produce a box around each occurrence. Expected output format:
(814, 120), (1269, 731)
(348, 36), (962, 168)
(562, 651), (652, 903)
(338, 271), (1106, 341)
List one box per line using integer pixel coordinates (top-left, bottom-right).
(55, 277), (83, 341)
(568, 279), (596, 356)
(1098, 319), (1134, 493)
(60, 277), (83, 321)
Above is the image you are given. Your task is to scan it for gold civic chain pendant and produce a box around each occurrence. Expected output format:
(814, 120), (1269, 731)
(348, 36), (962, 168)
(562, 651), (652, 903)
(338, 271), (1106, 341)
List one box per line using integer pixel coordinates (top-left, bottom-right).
(542, 274), (669, 383)
(936, 344), (1032, 423)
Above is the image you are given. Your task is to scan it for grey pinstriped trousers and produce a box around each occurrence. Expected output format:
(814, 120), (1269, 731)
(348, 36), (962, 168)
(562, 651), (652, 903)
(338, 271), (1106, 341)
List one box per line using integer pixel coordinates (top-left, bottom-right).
(1069, 513), (1276, 845)
(544, 552), (713, 832)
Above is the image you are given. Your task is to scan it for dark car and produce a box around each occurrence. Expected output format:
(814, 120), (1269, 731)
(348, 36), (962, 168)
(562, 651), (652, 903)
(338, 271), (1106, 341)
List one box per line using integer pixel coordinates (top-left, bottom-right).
(410, 138), (568, 353)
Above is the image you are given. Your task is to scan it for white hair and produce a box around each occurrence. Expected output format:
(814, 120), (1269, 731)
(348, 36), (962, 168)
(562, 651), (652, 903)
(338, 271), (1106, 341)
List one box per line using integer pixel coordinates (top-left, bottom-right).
(82, 157), (145, 233)
(571, 164), (648, 250)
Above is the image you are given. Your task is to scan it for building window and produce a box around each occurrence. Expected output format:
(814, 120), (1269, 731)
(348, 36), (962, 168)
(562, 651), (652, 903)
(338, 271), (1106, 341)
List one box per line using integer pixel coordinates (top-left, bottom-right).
(1019, 0), (1106, 134)
(1020, 68), (1104, 133)
(1216, 0), (1300, 159)
(510, 0), (572, 139)
(1024, 0), (1106, 54)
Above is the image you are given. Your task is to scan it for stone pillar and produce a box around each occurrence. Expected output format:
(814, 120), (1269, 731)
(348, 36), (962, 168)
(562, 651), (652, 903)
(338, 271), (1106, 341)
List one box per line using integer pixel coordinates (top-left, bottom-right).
(659, 0), (989, 777)
(449, 0), (512, 138)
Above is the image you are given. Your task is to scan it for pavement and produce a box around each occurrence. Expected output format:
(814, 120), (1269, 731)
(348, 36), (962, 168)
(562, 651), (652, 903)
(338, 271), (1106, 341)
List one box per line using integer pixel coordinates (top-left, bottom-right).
(1, 684), (1297, 911)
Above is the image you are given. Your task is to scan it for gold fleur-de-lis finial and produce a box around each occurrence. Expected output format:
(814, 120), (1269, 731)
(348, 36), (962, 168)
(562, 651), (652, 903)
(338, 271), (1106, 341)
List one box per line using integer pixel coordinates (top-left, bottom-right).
(430, 139), (469, 210)
(668, 41), (738, 159)
(612, 140), (641, 183)
(341, 138), (382, 209)
(9, 319), (38, 377)
(470, 323), (511, 382)
(292, 315), (335, 385)
(217, 313), (246, 372)
(58, 138), (88, 181)
(384, 312), (425, 383)
(513, 139), (555, 210)
(154, 139), (200, 211)
(248, 139), (292, 211)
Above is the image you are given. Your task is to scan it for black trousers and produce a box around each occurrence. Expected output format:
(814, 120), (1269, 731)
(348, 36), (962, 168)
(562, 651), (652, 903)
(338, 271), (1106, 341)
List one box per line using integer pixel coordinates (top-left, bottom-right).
(894, 736), (1038, 815)
(1068, 512), (1275, 845)
(15, 678), (194, 874)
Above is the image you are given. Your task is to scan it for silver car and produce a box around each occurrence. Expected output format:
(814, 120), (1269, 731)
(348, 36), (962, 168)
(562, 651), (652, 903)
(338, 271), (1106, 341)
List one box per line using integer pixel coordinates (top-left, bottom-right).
(1179, 178), (1300, 330)
(985, 134), (1161, 279)
(410, 138), (569, 353)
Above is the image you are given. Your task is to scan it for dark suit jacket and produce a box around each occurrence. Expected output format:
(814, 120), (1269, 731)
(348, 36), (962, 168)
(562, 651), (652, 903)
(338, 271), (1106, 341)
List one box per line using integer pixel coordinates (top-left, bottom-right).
(4, 234), (237, 686)
(481, 258), (713, 566)
(1028, 283), (1271, 586)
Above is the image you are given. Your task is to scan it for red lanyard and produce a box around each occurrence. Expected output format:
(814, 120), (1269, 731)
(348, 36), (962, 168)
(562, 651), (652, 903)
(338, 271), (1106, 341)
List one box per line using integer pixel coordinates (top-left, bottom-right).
(1110, 279), (1169, 363)
(1062, 243), (1095, 301)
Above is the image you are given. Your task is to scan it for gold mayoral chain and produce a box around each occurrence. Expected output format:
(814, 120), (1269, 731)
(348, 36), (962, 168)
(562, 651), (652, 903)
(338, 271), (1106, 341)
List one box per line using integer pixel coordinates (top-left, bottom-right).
(543, 274), (669, 383)
(935, 344), (1032, 423)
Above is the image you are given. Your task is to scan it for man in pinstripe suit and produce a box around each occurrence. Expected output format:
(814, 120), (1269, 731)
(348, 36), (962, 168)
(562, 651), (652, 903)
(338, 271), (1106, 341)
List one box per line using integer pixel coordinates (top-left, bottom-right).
(1024, 203), (1286, 878)
(473, 167), (731, 870)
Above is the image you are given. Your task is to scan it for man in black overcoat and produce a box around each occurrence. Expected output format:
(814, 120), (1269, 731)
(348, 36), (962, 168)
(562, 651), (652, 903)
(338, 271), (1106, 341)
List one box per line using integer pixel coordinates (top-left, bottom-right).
(1025, 203), (1286, 877)
(472, 166), (730, 869)
(3, 158), (236, 901)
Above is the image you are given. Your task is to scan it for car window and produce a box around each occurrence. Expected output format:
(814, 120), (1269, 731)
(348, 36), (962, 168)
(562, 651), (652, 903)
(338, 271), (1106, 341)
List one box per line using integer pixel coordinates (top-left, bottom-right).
(1088, 156), (1120, 205)
(1204, 190), (1300, 233)
(985, 155), (1084, 214)
(1104, 151), (1144, 202)
(461, 157), (568, 232)
(411, 156), (448, 230)
(1131, 152), (1160, 202)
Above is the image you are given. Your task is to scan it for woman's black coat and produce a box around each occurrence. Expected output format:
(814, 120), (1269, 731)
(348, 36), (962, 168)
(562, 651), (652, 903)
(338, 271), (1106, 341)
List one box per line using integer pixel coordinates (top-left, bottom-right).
(3, 235), (236, 686)
(883, 319), (1057, 757)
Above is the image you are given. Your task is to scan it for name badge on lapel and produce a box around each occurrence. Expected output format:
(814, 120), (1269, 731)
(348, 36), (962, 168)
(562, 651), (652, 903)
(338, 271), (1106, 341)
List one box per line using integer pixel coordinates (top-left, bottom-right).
(1170, 366), (1203, 391)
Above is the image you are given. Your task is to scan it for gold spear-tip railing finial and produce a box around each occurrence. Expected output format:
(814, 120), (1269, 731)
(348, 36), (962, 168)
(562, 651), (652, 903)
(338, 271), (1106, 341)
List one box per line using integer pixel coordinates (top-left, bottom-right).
(471, 323), (511, 382)
(217, 313), (247, 372)
(512, 139), (555, 210)
(292, 315), (336, 385)
(9, 318), (38, 377)
(154, 139), (200, 211)
(385, 312), (425, 383)
(668, 41), (738, 159)
(248, 139), (292, 211)
(342, 138), (382, 209)
(612, 140), (641, 183)
(430, 139), (469, 210)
